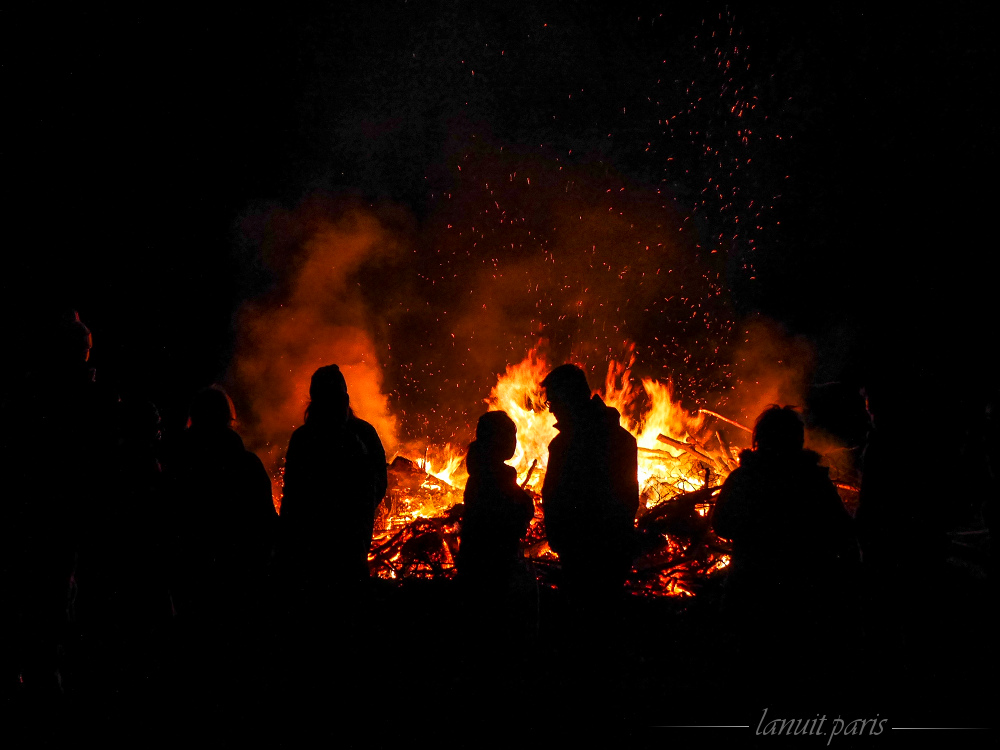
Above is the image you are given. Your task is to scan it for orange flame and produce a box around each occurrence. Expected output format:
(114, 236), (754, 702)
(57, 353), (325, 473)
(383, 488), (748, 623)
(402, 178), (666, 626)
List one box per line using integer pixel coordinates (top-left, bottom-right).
(484, 349), (558, 490)
(479, 345), (718, 505)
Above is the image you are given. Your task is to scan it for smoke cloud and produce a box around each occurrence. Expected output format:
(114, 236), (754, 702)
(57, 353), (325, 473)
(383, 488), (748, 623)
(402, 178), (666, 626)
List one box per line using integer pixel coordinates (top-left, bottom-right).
(226, 153), (828, 499)
(229, 204), (404, 501)
(725, 317), (816, 428)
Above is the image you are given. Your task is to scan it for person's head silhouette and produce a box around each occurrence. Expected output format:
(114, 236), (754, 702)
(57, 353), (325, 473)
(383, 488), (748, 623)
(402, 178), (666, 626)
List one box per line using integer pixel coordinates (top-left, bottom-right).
(188, 386), (236, 430)
(751, 405), (804, 455)
(307, 364), (351, 424)
(541, 364), (591, 425)
(475, 410), (518, 464)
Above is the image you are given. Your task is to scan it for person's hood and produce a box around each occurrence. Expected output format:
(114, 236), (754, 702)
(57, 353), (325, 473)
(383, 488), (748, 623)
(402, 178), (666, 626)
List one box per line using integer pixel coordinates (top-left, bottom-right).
(593, 394), (624, 428)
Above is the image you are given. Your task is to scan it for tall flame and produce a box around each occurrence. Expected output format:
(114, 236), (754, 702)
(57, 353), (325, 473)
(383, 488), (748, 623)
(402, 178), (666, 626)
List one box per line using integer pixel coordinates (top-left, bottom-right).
(478, 346), (715, 504)
(484, 349), (558, 490)
(380, 345), (739, 595)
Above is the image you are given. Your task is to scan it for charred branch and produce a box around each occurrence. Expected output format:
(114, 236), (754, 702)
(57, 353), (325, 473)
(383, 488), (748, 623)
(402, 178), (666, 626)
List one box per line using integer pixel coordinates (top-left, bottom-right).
(716, 429), (737, 471)
(656, 433), (728, 472)
(699, 409), (752, 434)
(521, 459), (538, 489)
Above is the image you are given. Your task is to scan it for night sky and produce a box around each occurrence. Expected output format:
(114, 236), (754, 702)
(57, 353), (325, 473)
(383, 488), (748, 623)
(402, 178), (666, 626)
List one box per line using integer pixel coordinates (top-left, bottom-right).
(8, 3), (997, 438)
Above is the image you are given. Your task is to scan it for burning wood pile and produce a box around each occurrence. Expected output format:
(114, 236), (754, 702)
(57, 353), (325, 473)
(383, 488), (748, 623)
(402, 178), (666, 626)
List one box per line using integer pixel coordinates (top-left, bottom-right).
(363, 348), (861, 597)
(368, 451), (735, 597)
(364, 348), (773, 597)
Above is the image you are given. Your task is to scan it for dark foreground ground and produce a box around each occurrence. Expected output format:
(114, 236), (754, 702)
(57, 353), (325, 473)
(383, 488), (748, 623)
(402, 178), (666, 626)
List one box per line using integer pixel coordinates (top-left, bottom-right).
(7, 533), (992, 748)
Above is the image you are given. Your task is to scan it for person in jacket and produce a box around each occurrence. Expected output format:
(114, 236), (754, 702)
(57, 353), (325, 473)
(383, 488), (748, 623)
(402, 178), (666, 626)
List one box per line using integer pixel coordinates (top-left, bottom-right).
(163, 386), (276, 628)
(540, 364), (639, 609)
(279, 365), (387, 597)
(712, 405), (858, 698)
(4, 309), (119, 697)
(458, 410), (534, 593)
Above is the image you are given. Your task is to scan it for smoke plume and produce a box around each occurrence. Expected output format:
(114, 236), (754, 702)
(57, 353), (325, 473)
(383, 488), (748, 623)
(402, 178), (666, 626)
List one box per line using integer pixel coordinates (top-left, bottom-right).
(229, 203), (403, 502)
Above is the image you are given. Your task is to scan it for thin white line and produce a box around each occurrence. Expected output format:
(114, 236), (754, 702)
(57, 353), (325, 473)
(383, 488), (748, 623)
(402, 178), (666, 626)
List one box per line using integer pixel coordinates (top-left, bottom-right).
(653, 725), (750, 728)
(892, 728), (990, 730)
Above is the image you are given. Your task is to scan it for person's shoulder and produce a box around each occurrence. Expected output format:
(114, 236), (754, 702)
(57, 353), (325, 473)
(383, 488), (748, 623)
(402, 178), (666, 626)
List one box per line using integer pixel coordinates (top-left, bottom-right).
(799, 449), (830, 477)
(286, 423), (311, 446)
(593, 395), (620, 426)
(241, 443), (266, 468)
(349, 417), (381, 441)
(613, 422), (637, 446)
(733, 449), (773, 476)
(723, 463), (747, 482)
(548, 431), (568, 451)
(721, 462), (752, 490)
(224, 427), (247, 449)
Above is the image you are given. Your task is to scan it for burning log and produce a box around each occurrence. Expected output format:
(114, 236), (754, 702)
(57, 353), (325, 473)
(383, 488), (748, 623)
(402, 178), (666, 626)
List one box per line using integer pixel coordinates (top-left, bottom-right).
(632, 483), (727, 597)
(716, 429), (737, 471)
(368, 509), (462, 579)
(383, 455), (462, 523)
(656, 433), (728, 473)
(520, 458), (538, 489)
(637, 445), (689, 460)
(655, 433), (712, 462)
(639, 484), (719, 538)
(698, 408), (752, 433)
(628, 552), (730, 598)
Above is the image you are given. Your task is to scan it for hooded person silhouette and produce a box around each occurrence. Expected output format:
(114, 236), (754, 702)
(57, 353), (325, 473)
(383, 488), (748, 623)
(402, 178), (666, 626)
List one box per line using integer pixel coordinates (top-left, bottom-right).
(163, 386), (275, 632)
(279, 365), (387, 599)
(712, 405), (858, 701)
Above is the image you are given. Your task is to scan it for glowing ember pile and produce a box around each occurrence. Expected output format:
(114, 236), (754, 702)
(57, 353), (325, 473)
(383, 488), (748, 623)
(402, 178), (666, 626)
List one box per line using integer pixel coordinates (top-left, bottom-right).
(370, 345), (737, 596)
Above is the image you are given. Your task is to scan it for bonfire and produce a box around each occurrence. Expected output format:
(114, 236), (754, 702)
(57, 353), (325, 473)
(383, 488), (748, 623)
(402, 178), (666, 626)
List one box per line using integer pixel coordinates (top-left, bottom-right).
(366, 346), (751, 597)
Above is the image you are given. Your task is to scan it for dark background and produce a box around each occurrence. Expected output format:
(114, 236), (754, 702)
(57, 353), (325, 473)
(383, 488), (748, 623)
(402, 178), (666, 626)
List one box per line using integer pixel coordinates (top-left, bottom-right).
(7, 3), (996, 429)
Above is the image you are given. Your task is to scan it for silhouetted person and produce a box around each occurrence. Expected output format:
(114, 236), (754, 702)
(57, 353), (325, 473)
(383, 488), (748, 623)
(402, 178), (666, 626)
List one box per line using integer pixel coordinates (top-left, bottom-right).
(456, 411), (535, 718)
(857, 379), (947, 575)
(277, 365), (387, 716)
(3, 309), (118, 699)
(459, 411), (534, 591)
(856, 377), (949, 699)
(538, 364), (638, 719)
(162, 386), (275, 637)
(541, 364), (638, 609)
(712, 405), (858, 700)
(75, 397), (173, 700)
(279, 365), (388, 601)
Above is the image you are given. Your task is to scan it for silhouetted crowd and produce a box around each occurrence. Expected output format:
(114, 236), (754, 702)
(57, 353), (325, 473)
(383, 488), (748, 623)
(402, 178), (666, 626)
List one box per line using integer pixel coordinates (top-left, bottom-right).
(2, 310), (993, 736)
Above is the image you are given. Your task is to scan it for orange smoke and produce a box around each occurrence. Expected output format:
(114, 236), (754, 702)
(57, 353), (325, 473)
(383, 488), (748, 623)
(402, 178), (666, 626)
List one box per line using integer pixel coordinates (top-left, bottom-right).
(723, 317), (817, 429)
(229, 209), (401, 508)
